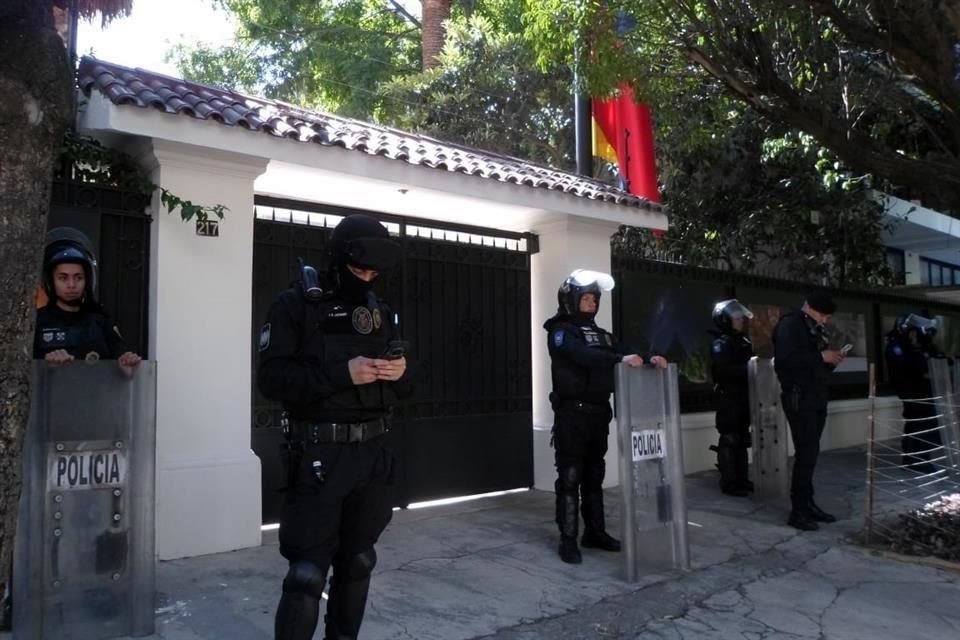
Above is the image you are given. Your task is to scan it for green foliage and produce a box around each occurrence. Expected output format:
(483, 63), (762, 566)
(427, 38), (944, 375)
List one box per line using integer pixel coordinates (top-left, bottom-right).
(525, 0), (960, 213)
(62, 132), (228, 222)
(382, 14), (574, 167)
(169, 0), (422, 118)
(612, 93), (895, 288)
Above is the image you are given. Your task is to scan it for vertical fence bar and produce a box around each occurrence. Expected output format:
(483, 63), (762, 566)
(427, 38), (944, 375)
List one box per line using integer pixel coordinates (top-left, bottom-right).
(864, 362), (876, 545)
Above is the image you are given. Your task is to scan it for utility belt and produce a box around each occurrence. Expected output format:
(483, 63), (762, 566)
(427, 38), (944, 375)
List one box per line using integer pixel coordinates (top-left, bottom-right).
(288, 416), (390, 444)
(553, 399), (610, 415)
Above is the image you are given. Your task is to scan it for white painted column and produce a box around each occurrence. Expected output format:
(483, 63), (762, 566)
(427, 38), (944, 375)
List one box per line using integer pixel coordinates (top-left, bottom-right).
(138, 140), (269, 559)
(529, 216), (622, 491)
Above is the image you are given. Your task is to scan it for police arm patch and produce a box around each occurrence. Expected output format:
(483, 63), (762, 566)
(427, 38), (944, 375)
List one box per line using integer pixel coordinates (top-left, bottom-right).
(259, 323), (272, 351)
(553, 330), (565, 347)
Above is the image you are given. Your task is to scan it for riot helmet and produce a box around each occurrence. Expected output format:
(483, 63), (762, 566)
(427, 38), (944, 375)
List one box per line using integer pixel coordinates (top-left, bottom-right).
(42, 227), (98, 306)
(557, 269), (615, 321)
(893, 313), (938, 337)
(329, 214), (400, 300)
(712, 299), (753, 334)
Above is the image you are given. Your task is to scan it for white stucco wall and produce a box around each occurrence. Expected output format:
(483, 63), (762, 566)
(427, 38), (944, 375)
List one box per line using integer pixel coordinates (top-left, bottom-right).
(676, 396), (903, 477)
(136, 140), (268, 560)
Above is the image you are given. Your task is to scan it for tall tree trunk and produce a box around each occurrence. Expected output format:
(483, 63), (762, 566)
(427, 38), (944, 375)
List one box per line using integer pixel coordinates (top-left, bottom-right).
(0, 0), (73, 604)
(422, 0), (453, 70)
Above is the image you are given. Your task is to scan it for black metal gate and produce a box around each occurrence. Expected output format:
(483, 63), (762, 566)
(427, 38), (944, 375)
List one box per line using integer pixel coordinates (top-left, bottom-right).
(252, 197), (534, 522)
(47, 165), (152, 356)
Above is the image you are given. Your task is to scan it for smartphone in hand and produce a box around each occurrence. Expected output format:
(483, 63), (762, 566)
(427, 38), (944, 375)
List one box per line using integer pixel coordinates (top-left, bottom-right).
(840, 344), (853, 355)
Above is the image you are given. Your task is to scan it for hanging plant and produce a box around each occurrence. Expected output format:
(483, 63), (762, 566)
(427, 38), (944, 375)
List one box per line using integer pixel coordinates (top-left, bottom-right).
(60, 131), (229, 223)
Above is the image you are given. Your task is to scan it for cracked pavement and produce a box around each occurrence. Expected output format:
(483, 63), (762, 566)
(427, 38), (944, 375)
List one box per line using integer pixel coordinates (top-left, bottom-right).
(10, 448), (954, 639)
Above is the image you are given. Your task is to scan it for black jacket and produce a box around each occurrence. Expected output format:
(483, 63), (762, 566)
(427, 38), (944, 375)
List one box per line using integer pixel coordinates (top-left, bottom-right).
(772, 309), (832, 408)
(543, 312), (648, 406)
(710, 331), (753, 393)
(33, 304), (129, 360)
(257, 286), (414, 422)
(885, 334), (943, 399)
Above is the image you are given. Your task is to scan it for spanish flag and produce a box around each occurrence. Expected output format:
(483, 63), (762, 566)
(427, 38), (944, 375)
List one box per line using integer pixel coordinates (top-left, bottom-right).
(591, 83), (659, 203)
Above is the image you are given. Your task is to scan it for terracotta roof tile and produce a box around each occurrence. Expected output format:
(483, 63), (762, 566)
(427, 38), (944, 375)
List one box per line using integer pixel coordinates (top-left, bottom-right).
(78, 56), (663, 214)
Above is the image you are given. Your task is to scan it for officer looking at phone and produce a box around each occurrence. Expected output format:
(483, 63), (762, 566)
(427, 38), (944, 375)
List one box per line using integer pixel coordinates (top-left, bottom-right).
(257, 214), (413, 640)
(772, 292), (845, 531)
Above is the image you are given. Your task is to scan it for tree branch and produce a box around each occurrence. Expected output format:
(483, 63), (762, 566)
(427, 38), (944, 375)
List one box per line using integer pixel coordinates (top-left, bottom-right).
(387, 0), (421, 29)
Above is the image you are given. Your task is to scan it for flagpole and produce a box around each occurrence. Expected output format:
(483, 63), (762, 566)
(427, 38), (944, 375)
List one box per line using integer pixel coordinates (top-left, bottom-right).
(574, 89), (592, 177)
(573, 1), (592, 177)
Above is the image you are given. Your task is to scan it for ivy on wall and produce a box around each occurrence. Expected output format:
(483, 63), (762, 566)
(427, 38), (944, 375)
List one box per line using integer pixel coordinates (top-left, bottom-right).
(61, 131), (229, 222)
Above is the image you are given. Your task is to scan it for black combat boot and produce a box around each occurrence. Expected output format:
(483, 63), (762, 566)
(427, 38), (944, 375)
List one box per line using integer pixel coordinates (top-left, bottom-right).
(717, 445), (749, 497)
(581, 488), (620, 552)
(559, 535), (582, 564)
(787, 497), (819, 531)
(806, 499), (836, 523)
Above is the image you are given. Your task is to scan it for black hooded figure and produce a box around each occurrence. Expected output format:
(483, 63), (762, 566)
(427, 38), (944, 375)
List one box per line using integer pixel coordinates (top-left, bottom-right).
(543, 269), (664, 564)
(885, 313), (945, 472)
(708, 299), (755, 497)
(258, 214), (413, 640)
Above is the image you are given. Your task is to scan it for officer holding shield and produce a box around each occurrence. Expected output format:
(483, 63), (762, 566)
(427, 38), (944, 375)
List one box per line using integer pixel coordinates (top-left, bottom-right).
(709, 299), (755, 497)
(885, 313), (944, 472)
(33, 228), (141, 375)
(258, 214), (413, 640)
(544, 269), (667, 564)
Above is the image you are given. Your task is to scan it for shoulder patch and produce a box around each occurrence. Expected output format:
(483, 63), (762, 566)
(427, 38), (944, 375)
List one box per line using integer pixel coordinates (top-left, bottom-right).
(259, 323), (272, 352)
(891, 344), (903, 357)
(713, 341), (724, 354)
(553, 329), (565, 347)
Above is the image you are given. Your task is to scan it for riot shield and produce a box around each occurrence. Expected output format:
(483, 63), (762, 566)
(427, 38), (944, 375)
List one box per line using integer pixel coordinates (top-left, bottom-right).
(14, 361), (157, 640)
(748, 357), (790, 501)
(614, 363), (689, 582)
(927, 358), (960, 473)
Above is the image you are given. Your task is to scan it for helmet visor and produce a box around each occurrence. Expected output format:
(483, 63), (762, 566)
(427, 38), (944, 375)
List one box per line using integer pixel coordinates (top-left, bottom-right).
(714, 299), (754, 321)
(904, 314), (938, 335)
(343, 236), (401, 270)
(569, 269), (615, 292)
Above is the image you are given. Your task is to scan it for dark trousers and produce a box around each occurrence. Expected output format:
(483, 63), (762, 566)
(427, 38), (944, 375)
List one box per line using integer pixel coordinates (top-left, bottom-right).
(277, 438), (394, 639)
(715, 393), (751, 489)
(552, 405), (611, 539)
(901, 399), (943, 462)
(782, 399), (828, 509)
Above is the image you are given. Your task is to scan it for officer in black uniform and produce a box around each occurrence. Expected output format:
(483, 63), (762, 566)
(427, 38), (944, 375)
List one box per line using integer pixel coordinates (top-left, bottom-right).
(258, 214), (412, 640)
(544, 269), (667, 564)
(885, 313), (944, 472)
(709, 299), (754, 497)
(772, 292), (844, 531)
(33, 228), (141, 375)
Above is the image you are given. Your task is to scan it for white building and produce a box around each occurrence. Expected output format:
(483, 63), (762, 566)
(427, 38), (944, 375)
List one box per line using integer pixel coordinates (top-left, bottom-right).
(74, 57), (940, 561)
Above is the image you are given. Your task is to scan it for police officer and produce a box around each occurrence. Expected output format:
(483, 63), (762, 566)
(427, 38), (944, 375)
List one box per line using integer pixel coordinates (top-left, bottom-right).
(709, 299), (754, 497)
(544, 269), (667, 564)
(33, 228), (141, 375)
(772, 292), (845, 531)
(885, 314), (944, 473)
(258, 214), (412, 640)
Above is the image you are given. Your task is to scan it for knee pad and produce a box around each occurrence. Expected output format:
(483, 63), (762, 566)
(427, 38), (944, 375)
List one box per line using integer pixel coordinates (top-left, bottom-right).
(557, 464), (582, 491)
(344, 548), (377, 580)
(282, 560), (327, 599)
